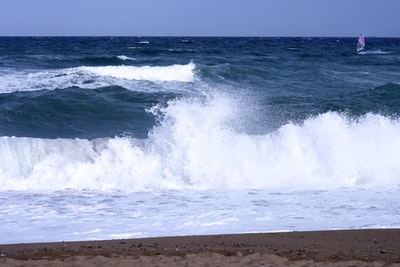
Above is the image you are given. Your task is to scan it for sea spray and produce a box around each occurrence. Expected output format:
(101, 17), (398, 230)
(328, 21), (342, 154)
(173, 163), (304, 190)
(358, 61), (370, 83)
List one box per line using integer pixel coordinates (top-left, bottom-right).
(1, 94), (400, 191)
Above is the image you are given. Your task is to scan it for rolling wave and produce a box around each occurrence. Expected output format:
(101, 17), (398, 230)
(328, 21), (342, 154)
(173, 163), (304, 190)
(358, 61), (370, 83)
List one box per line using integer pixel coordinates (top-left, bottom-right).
(0, 87), (156, 139)
(0, 62), (196, 93)
(78, 62), (195, 82)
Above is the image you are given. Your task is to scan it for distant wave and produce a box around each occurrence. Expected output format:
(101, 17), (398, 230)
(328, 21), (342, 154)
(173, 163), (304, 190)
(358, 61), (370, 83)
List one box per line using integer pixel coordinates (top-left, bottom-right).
(116, 55), (136, 61)
(167, 49), (196, 53)
(71, 55), (136, 65)
(358, 49), (392, 55)
(126, 46), (196, 55)
(0, 62), (196, 93)
(78, 62), (195, 82)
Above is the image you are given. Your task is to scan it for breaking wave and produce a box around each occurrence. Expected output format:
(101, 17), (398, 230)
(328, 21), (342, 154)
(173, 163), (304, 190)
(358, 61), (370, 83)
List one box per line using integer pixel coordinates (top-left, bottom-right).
(1, 93), (399, 192)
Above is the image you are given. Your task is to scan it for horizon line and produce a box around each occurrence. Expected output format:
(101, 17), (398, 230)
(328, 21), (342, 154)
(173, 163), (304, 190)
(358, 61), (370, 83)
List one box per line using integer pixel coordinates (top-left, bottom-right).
(0, 35), (399, 38)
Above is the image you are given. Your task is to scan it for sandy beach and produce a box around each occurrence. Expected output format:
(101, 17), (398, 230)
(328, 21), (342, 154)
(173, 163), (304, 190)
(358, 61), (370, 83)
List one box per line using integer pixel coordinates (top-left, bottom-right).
(0, 229), (399, 266)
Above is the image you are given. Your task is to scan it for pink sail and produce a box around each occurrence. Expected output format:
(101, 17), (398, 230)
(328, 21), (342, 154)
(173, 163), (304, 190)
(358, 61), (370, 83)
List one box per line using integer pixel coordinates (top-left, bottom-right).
(357, 34), (365, 53)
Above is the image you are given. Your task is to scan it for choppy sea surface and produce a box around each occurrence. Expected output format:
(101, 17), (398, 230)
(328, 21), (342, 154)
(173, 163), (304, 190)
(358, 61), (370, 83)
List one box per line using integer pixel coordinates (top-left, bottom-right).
(0, 37), (399, 244)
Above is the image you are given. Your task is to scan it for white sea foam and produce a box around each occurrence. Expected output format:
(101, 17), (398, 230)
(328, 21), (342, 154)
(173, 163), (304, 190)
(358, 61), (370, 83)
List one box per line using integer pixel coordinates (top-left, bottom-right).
(78, 62), (195, 82)
(117, 55), (135, 61)
(358, 49), (392, 55)
(0, 94), (399, 192)
(0, 62), (196, 93)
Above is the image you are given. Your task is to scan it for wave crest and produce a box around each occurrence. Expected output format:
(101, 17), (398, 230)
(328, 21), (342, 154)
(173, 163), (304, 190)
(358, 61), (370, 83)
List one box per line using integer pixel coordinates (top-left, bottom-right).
(1, 95), (400, 191)
(0, 62), (195, 93)
(77, 62), (195, 82)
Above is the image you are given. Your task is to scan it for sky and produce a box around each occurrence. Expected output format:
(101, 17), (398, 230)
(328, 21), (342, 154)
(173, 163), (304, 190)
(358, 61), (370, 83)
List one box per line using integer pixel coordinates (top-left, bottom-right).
(0, 0), (399, 37)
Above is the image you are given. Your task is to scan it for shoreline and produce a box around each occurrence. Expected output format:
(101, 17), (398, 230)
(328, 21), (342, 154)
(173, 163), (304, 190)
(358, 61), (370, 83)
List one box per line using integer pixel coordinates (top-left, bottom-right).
(0, 229), (399, 266)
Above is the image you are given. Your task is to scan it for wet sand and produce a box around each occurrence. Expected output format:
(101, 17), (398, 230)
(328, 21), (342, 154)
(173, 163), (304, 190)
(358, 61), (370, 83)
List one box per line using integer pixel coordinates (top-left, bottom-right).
(0, 229), (399, 266)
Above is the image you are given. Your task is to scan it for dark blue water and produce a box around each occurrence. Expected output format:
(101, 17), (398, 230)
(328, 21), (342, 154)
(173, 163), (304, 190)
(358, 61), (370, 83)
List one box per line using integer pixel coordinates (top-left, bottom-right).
(0, 37), (399, 139)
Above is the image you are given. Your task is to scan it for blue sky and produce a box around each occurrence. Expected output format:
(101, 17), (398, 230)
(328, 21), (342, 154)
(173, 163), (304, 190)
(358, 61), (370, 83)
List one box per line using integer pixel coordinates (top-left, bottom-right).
(1, 0), (399, 37)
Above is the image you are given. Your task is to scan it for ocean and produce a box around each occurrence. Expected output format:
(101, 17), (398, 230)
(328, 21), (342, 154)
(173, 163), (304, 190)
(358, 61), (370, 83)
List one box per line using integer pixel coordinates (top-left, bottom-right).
(0, 37), (399, 244)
